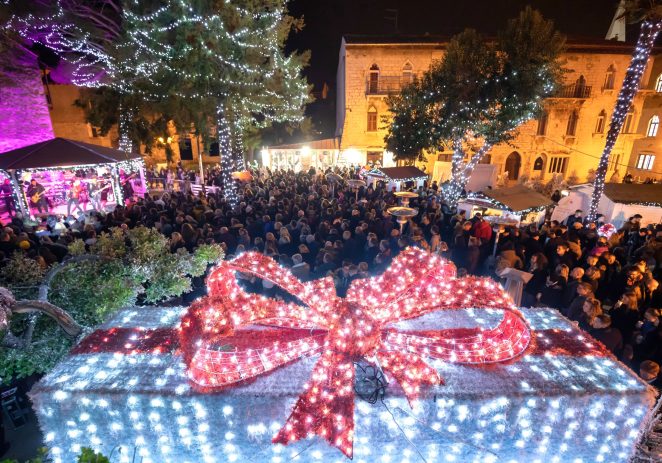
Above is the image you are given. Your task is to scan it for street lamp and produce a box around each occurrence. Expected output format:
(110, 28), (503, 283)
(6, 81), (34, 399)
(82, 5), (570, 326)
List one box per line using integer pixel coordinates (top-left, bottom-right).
(394, 191), (419, 207)
(325, 173), (342, 196)
(347, 179), (366, 202)
(387, 206), (418, 234)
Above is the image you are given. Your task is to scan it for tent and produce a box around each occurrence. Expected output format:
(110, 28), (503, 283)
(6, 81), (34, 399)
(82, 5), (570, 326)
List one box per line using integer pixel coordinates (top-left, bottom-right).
(459, 184), (554, 225)
(551, 183), (662, 228)
(364, 166), (427, 191)
(0, 138), (145, 217)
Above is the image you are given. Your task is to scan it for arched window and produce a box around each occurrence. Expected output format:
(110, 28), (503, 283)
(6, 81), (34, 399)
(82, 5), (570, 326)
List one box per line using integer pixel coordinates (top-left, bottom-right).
(595, 110), (607, 133)
(610, 153), (621, 171)
(655, 74), (662, 92)
(367, 106), (378, 132)
(622, 106), (635, 133)
(603, 65), (616, 90)
(537, 111), (548, 136)
(533, 156), (545, 171)
(647, 115), (659, 137)
(368, 64), (380, 94)
(566, 110), (579, 136)
(574, 75), (587, 97)
(402, 62), (413, 84)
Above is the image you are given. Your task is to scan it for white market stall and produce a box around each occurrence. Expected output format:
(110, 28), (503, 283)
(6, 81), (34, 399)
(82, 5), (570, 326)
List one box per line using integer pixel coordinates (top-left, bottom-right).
(551, 183), (662, 228)
(458, 184), (554, 226)
(432, 161), (497, 192)
(261, 138), (340, 172)
(364, 166), (428, 192)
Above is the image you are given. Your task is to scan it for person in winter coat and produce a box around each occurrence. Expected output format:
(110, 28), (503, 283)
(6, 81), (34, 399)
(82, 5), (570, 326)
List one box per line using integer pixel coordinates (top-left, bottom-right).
(466, 237), (481, 275)
(523, 252), (549, 307)
(611, 291), (640, 345)
(497, 241), (523, 269)
(540, 264), (569, 309)
(590, 314), (623, 356)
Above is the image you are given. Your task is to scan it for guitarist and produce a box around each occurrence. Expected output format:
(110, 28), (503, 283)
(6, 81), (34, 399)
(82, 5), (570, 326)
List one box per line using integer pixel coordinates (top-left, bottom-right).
(26, 179), (49, 215)
(66, 179), (85, 217)
(0, 179), (15, 218)
(87, 179), (110, 212)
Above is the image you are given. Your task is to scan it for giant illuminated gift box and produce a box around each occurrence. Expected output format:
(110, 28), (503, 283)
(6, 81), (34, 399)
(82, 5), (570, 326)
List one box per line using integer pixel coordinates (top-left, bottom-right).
(30, 249), (656, 463)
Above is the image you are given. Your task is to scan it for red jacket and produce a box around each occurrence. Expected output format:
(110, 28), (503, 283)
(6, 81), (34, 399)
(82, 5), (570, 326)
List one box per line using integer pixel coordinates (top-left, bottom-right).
(472, 220), (493, 242)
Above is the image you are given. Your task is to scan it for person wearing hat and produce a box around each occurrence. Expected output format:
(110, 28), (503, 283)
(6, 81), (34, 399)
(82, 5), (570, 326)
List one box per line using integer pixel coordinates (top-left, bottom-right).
(590, 237), (609, 257)
(565, 209), (583, 228)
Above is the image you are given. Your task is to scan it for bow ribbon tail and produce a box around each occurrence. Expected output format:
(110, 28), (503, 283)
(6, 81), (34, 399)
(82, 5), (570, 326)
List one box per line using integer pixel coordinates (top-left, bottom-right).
(375, 349), (442, 406)
(272, 351), (356, 458)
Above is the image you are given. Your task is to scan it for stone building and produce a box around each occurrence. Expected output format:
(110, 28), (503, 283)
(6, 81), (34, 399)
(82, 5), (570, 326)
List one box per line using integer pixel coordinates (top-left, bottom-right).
(335, 36), (662, 183)
(1, 73), (218, 169)
(43, 80), (218, 168)
(44, 79), (116, 149)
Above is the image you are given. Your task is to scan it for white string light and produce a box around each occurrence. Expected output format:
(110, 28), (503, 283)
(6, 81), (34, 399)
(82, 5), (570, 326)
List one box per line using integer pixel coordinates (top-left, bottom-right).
(587, 20), (662, 222)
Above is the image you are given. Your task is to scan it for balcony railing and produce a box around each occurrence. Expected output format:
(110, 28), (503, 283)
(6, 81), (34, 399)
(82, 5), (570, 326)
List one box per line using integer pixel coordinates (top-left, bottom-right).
(365, 75), (415, 95)
(554, 83), (592, 99)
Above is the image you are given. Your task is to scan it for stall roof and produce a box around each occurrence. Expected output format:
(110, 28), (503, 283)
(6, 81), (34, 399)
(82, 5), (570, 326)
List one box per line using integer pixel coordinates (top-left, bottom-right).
(481, 185), (554, 212)
(367, 166), (427, 181)
(267, 138), (339, 151)
(0, 137), (142, 170)
(603, 183), (662, 206)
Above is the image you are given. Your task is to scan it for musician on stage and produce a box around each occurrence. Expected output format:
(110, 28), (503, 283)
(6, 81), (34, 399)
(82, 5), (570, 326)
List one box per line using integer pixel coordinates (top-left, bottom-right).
(26, 179), (49, 214)
(121, 173), (135, 205)
(66, 179), (85, 216)
(86, 179), (107, 212)
(0, 178), (15, 217)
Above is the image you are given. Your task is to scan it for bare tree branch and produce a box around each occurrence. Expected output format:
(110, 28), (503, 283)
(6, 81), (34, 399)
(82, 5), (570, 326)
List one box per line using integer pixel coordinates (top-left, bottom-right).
(13, 301), (82, 338)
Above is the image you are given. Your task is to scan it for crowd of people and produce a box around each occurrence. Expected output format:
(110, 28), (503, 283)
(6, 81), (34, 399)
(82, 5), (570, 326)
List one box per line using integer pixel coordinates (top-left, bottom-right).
(1, 165), (662, 389)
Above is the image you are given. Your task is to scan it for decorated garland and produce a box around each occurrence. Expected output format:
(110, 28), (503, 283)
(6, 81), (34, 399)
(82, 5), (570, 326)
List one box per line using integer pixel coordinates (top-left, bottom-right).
(179, 247), (531, 458)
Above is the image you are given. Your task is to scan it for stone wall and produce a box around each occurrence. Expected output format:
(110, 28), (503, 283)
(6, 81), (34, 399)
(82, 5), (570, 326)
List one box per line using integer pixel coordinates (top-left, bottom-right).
(0, 68), (54, 153)
(48, 84), (115, 148)
(338, 41), (662, 182)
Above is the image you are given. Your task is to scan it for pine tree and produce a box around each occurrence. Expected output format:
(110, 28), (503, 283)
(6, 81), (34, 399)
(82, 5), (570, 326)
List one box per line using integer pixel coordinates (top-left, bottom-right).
(4, 0), (310, 206)
(385, 7), (564, 207)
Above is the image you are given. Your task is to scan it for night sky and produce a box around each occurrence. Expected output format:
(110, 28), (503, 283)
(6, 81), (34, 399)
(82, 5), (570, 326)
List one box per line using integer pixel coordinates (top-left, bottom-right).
(286, 0), (623, 137)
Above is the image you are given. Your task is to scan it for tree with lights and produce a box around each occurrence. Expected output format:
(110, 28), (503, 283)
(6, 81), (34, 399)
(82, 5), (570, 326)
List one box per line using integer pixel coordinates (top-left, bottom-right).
(3, 0), (310, 206)
(587, 1), (662, 222)
(0, 227), (222, 383)
(385, 7), (564, 207)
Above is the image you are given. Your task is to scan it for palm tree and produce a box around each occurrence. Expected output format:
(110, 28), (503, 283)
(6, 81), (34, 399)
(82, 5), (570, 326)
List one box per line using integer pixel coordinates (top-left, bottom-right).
(587, 0), (662, 221)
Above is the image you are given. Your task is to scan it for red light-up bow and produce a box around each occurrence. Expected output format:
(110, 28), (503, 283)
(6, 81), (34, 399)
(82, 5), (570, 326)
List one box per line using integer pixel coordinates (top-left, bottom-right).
(179, 247), (531, 458)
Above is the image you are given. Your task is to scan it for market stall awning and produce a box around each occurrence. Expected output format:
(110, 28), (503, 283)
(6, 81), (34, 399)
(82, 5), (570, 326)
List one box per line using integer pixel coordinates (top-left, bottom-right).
(267, 138), (339, 150)
(367, 166), (427, 181)
(0, 137), (142, 170)
(478, 185), (554, 213)
(603, 183), (662, 207)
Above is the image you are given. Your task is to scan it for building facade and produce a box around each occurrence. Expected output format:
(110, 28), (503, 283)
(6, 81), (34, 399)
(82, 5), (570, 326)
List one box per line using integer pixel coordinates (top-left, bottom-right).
(335, 36), (662, 183)
(43, 81), (218, 168)
(1, 73), (218, 169)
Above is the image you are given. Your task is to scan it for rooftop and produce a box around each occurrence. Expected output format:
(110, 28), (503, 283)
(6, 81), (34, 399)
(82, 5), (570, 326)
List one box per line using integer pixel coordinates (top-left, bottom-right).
(481, 185), (554, 212)
(603, 183), (662, 206)
(267, 138), (339, 151)
(368, 166), (428, 180)
(0, 137), (142, 170)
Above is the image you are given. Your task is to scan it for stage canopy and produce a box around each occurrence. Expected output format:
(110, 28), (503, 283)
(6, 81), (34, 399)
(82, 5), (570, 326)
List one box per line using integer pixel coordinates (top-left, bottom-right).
(0, 137), (142, 170)
(0, 137), (144, 218)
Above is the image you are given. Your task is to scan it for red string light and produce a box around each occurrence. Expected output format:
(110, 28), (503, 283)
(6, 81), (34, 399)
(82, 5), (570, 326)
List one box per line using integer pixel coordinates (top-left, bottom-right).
(179, 247), (532, 458)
